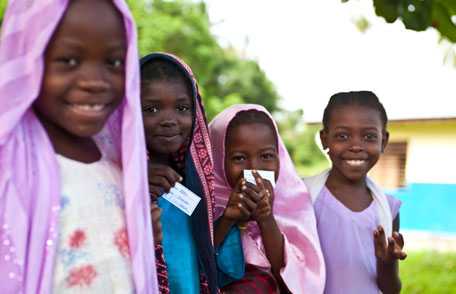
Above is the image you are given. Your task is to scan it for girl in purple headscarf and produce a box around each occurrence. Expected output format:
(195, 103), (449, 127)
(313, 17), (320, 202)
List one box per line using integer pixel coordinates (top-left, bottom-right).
(0, 0), (157, 293)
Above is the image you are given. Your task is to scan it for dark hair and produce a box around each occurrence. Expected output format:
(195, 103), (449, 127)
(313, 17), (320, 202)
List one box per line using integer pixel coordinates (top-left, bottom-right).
(226, 109), (277, 144)
(141, 59), (193, 96)
(322, 91), (388, 130)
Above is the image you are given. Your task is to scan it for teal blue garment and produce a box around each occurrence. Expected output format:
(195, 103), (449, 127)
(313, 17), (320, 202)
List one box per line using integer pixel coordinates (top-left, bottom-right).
(215, 220), (245, 287)
(158, 197), (200, 294)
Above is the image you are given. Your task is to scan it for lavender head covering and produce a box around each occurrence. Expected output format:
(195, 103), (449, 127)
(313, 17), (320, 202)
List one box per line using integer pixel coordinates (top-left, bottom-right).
(209, 104), (325, 293)
(0, 1), (157, 293)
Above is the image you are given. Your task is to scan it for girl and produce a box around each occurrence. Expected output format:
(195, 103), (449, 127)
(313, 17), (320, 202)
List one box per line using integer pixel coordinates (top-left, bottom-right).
(304, 91), (407, 294)
(209, 104), (325, 293)
(0, 0), (157, 293)
(140, 53), (218, 294)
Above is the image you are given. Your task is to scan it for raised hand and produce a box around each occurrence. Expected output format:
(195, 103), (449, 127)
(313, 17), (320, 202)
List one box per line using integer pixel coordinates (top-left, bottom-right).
(373, 226), (407, 264)
(251, 170), (274, 224)
(223, 178), (260, 223)
(148, 162), (183, 200)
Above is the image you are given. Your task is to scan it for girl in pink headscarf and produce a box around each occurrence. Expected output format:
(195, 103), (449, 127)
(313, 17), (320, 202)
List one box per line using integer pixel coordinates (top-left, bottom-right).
(209, 104), (325, 293)
(0, 0), (157, 293)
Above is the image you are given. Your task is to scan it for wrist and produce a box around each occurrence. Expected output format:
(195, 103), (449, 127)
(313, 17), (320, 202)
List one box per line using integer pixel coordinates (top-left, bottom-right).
(257, 214), (275, 228)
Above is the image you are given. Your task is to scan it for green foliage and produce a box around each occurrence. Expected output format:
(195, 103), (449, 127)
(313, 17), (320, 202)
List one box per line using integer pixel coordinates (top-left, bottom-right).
(349, 0), (456, 42)
(0, 0), (6, 26)
(276, 111), (329, 176)
(400, 251), (456, 293)
(127, 0), (280, 120)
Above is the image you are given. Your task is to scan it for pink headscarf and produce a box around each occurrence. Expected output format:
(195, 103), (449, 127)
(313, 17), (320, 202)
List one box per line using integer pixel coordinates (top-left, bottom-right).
(0, 1), (157, 293)
(209, 104), (325, 293)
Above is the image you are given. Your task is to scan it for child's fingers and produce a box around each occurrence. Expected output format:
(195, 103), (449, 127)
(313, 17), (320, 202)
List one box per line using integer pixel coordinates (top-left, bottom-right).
(252, 170), (266, 190)
(236, 202), (252, 217)
(244, 181), (261, 194)
(241, 184), (262, 202)
(149, 186), (161, 200)
(239, 193), (258, 211)
(149, 176), (174, 192)
(148, 163), (182, 187)
(393, 232), (405, 249)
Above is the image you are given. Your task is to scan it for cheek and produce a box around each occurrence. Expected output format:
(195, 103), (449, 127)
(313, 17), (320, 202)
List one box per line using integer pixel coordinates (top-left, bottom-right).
(181, 115), (193, 136)
(225, 161), (243, 188)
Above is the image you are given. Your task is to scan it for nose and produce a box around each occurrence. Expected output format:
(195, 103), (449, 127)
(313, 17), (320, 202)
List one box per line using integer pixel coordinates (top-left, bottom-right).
(159, 110), (177, 128)
(349, 136), (364, 152)
(77, 64), (110, 93)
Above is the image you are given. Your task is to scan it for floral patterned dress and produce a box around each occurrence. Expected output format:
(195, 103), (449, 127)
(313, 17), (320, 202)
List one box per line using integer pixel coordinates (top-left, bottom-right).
(52, 154), (134, 293)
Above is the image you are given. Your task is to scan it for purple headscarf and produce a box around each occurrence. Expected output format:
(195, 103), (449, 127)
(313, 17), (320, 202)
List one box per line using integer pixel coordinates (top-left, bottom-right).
(0, 1), (157, 293)
(209, 104), (325, 293)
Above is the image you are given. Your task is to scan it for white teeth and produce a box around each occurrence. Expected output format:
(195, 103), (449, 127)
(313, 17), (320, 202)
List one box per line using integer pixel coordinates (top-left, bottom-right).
(72, 104), (105, 112)
(346, 160), (365, 166)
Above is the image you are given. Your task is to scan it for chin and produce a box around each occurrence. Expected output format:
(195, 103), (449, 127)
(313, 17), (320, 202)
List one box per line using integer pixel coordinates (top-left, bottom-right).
(70, 124), (105, 138)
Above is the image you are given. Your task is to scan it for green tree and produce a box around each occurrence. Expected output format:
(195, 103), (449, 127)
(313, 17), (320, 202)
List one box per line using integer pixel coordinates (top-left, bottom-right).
(344, 0), (456, 42)
(128, 0), (280, 120)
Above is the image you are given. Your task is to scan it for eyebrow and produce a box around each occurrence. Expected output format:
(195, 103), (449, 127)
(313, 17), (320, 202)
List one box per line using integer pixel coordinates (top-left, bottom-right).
(56, 38), (126, 52)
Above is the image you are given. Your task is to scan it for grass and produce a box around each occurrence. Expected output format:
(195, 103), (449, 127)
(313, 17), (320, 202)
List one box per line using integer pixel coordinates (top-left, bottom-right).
(400, 251), (456, 293)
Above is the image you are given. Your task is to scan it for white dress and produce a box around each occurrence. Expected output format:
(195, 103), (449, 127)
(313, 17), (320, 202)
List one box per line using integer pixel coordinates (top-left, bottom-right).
(52, 154), (134, 293)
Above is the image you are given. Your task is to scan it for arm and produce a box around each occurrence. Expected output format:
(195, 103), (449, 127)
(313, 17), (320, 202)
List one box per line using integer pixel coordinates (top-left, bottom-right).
(258, 214), (284, 279)
(375, 214), (406, 294)
(249, 173), (285, 280)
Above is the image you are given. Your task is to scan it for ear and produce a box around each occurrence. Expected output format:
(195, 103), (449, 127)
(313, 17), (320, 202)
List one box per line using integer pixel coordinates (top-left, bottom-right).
(319, 129), (328, 151)
(381, 131), (389, 153)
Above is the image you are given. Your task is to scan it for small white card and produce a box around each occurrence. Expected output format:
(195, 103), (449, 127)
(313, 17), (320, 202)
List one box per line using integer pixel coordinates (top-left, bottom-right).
(162, 182), (201, 216)
(243, 170), (276, 187)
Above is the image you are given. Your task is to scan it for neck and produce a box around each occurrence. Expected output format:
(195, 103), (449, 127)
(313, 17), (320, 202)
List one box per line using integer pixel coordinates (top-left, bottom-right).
(326, 168), (368, 191)
(37, 115), (101, 163)
(148, 152), (172, 166)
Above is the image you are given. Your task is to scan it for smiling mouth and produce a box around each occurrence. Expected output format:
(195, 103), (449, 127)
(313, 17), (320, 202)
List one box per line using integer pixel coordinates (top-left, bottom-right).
(68, 103), (110, 117)
(345, 159), (366, 167)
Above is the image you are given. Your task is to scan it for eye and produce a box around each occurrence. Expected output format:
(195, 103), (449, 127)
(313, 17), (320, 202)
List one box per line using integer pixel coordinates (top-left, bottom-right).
(364, 133), (378, 141)
(334, 133), (349, 141)
(231, 155), (246, 163)
(261, 152), (277, 160)
(57, 57), (78, 67)
(142, 105), (159, 114)
(176, 104), (191, 113)
(108, 58), (124, 69)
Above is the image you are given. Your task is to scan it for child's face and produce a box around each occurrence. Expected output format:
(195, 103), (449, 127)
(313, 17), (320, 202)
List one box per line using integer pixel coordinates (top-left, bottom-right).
(320, 104), (389, 183)
(225, 122), (279, 188)
(34, 0), (126, 139)
(141, 79), (193, 156)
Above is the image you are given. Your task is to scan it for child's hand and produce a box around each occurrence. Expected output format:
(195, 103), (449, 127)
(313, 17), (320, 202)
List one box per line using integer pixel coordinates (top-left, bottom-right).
(148, 162), (183, 200)
(251, 171), (274, 224)
(151, 202), (163, 245)
(373, 226), (407, 264)
(223, 178), (259, 223)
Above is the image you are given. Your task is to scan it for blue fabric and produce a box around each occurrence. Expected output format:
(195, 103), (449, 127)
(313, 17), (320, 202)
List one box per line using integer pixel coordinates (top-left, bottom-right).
(158, 197), (200, 294)
(215, 221), (245, 287)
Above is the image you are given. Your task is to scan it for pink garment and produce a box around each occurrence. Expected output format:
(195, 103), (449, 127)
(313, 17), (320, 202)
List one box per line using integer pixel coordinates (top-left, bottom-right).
(314, 187), (401, 294)
(208, 104), (325, 293)
(0, 1), (157, 293)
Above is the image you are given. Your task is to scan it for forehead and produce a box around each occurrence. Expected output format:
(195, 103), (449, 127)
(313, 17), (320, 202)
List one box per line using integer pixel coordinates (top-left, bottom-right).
(141, 79), (192, 101)
(226, 122), (276, 149)
(327, 104), (383, 130)
(51, 0), (125, 47)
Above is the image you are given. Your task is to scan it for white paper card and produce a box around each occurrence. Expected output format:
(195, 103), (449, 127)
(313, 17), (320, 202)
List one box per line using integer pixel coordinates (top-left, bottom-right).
(243, 170), (276, 187)
(162, 182), (201, 216)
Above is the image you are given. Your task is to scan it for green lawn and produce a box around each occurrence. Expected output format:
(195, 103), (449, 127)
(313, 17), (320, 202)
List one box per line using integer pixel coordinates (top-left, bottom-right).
(400, 251), (456, 293)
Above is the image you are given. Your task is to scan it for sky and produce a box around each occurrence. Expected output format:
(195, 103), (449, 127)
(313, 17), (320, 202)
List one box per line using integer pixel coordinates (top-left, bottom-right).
(205, 0), (456, 122)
